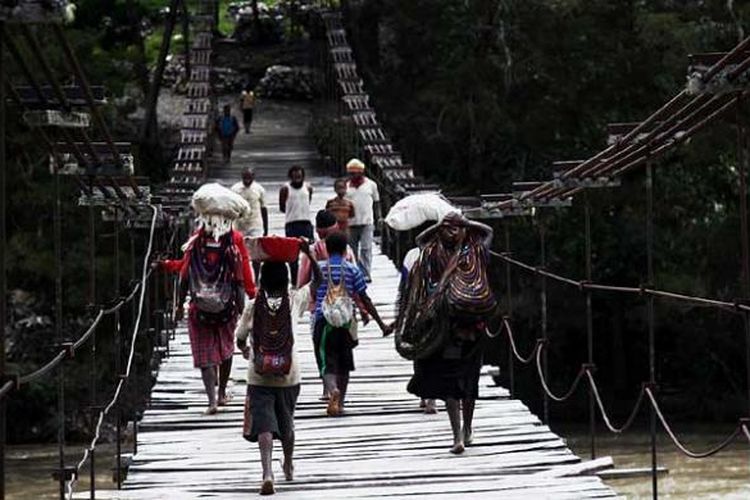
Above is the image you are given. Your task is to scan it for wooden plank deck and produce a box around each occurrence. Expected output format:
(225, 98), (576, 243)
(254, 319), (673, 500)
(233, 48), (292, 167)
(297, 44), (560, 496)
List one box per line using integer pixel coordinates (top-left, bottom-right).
(82, 100), (617, 499)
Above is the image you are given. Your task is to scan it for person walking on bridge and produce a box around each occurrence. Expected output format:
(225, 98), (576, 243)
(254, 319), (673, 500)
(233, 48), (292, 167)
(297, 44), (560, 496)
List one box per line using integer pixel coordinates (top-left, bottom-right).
(160, 208), (257, 415)
(311, 231), (391, 416)
(215, 103), (240, 163)
(236, 241), (317, 495)
(393, 213), (496, 454)
(232, 167), (268, 239)
(232, 166), (268, 277)
(346, 158), (381, 282)
(240, 88), (256, 134)
(325, 178), (355, 233)
(279, 165), (314, 281)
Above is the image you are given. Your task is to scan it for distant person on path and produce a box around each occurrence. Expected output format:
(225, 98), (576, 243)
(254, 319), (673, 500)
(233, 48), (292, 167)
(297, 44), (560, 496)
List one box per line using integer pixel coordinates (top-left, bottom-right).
(279, 165), (314, 281)
(232, 167), (268, 238)
(311, 231), (391, 417)
(393, 213), (496, 454)
(325, 178), (355, 233)
(215, 104), (240, 163)
(240, 89), (256, 134)
(159, 212), (257, 415)
(346, 158), (381, 282)
(232, 166), (268, 277)
(236, 242), (318, 495)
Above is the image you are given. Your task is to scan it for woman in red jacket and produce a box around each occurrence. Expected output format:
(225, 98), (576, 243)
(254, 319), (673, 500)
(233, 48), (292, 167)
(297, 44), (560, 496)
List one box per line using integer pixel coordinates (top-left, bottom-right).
(161, 227), (256, 415)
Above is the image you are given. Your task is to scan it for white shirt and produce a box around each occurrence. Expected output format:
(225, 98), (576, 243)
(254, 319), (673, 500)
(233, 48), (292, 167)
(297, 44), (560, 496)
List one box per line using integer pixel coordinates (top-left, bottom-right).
(347, 177), (380, 226)
(231, 181), (266, 233)
(284, 182), (312, 223)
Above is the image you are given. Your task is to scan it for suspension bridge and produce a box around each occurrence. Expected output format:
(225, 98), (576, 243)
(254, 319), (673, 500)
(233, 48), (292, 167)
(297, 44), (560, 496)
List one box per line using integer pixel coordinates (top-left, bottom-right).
(1, 1), (750, 499)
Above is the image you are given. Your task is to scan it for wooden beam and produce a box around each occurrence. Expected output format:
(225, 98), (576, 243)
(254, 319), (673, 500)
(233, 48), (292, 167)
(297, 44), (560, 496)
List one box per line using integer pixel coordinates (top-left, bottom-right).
(0, 1), (72, 24)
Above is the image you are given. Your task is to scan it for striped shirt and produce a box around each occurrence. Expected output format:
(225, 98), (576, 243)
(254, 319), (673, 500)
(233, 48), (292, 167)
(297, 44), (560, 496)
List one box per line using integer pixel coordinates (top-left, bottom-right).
(314, 254), (367, 320)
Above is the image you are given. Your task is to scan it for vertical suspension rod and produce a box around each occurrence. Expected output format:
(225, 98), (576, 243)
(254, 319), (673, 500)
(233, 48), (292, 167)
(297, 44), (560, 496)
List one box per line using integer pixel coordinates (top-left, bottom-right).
(0, 22), (7, 500)
(585, 193), (596, 459)
(53, 151), (65, 500)
(504, 222), (514, 398)
(113, 211), (122, 490)
(646, 161), (658, 500)
(736, 102), (750, 416)
(88, 203), (97, 500)
(539, 217), (549, 425)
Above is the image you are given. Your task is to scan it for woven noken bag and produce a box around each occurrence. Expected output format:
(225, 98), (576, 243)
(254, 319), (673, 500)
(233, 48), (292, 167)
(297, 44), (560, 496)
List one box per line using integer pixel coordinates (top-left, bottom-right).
(322, 260), (354, 327)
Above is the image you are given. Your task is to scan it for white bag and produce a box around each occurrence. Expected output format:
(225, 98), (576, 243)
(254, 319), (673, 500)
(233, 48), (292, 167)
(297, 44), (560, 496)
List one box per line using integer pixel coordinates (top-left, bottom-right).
(322, 261), (354, 327)
(191, 183), (251, 219)
(385, 193), (459, 231)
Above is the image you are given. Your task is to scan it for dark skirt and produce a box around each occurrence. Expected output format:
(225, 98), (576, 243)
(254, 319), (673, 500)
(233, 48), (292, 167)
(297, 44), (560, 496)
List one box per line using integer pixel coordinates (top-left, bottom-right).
(407, 337), (482, 401)
(313, 317), (355, 376)
(243, 384), (300, 442)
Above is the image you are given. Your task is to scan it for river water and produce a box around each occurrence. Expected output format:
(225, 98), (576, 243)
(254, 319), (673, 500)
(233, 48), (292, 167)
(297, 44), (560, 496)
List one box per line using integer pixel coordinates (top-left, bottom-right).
(562, 424), (750, 499)
(6, 443), (117, 499)
(6, 428), (750, 498)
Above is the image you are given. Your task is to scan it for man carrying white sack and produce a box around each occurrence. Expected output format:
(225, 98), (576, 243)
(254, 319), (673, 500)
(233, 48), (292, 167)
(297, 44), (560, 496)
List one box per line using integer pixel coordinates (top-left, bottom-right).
(346, 158), (381, 282)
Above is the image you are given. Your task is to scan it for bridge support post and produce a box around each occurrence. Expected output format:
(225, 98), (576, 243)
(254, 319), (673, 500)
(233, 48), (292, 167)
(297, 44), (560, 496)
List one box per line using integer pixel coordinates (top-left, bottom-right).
(114, 212), (122, 490)
(645, 160), (658, 500)
(538, 217), (549, 425)
(53, 155), (67, 500)
(584, 193), (596, 459)
(88, 205), (97, 500)
(0, 21), (6, 500)
(736, 102), (750, 417)
(504, 223), (514, 398)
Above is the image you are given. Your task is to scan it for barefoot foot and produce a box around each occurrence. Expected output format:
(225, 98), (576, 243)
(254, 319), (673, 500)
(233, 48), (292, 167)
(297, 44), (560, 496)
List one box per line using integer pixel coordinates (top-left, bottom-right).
(327, 389), (341, 417)
(282, 461), (294, 481)
(463, 427), (474, 446)
(260, 478), (275, 495)
(424, 399), (437, 414)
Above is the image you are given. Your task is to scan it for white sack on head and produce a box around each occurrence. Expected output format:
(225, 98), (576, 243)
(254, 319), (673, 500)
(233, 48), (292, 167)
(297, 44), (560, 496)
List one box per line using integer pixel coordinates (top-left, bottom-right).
(191, 183), (251, 220)
(384, 192), (459, 231)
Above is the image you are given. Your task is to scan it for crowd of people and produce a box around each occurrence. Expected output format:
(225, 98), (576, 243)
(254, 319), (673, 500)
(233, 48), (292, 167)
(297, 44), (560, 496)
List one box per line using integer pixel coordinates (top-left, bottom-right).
(158, 153), (496, 495)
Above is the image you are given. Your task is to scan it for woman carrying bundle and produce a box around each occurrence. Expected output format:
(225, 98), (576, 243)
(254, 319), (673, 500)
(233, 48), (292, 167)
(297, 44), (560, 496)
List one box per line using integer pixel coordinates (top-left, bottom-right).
(393, 212), (496, 454)
(159, 184), (257, 415)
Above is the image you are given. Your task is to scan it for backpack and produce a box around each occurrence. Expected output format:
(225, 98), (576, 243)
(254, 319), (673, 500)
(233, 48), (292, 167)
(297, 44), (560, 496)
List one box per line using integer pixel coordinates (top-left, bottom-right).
(322, 260), (354, 327)
(189, 235), (240, 323)
(252, 291), (293, 376)
(219, 116), (236, 137)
